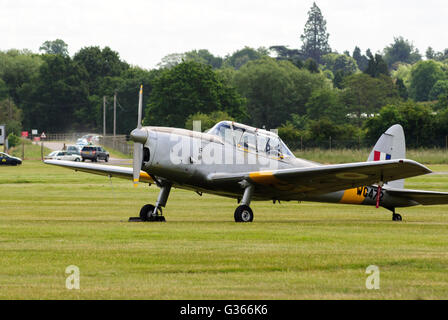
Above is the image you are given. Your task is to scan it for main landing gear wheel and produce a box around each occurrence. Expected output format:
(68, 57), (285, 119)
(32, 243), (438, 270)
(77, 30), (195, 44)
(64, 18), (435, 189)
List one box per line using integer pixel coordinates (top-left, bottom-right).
(139, 204), (166, 222)
(234, 205), (253, 222)
(392, 213), (402, 221)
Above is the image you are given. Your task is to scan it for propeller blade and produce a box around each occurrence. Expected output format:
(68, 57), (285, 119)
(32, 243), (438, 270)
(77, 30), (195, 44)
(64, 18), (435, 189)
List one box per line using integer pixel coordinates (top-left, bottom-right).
(133, 142), (143, 187)
(132, 85), (145, 187)
(137, 84), (143, 129)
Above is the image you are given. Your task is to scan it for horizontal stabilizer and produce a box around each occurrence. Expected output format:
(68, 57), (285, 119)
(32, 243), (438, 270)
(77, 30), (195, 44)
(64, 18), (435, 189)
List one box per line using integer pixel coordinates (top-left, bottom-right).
(386, 188), (448, 205)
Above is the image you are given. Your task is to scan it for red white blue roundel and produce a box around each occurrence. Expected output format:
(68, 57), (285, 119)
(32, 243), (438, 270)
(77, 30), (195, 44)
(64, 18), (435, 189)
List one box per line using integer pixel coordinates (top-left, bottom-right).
(374, 151), (391, 161)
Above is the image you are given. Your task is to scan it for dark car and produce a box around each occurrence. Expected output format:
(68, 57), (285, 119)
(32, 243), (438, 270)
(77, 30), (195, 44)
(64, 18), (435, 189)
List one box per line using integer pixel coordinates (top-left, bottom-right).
(0, 152), (22, 165)
(81, 146), (109, 162)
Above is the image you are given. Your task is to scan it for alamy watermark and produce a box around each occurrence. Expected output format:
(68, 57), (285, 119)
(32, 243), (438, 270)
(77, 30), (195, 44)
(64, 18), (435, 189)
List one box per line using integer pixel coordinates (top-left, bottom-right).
(365, 265), (380, 290)
(168, 120), (285, 170)
(65, 265), (80, 290)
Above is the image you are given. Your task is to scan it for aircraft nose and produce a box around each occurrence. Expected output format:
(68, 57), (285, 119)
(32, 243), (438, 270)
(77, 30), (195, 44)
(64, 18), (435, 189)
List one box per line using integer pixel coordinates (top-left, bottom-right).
(130, 128), (148, 144)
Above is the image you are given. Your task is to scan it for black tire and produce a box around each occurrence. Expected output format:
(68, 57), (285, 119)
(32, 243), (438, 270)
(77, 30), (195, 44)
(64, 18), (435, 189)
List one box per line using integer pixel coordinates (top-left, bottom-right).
(105, 156), (109, 162)
(393, 213), (403, 221)
(140, 204), (156, 221)
(234, 205), (254, 222)
(75, 158), (80, 162)
(82, 158), (85, 162)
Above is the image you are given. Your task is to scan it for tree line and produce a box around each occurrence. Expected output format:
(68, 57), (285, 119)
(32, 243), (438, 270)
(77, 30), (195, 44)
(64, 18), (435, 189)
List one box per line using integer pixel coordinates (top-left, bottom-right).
(1, 2), (448, 149)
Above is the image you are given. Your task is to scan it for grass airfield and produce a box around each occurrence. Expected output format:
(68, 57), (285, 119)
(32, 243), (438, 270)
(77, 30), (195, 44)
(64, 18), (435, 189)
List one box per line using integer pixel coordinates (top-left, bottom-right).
(0, 161), (447, 299)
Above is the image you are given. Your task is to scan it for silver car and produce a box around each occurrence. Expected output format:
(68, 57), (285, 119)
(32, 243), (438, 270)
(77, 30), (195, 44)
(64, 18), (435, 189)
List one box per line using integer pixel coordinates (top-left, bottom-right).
(45, 150), (82, 162)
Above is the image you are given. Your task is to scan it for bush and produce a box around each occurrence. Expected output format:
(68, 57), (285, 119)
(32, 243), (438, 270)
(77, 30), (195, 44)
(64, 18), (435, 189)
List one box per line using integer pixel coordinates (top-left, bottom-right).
(7, 133), (20, 148)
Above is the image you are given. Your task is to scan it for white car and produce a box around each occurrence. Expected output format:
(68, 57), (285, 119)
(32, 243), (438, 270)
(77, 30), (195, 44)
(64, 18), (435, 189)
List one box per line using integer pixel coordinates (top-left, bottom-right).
(76, 138), (89, 146)
(45, 150), (82, 162)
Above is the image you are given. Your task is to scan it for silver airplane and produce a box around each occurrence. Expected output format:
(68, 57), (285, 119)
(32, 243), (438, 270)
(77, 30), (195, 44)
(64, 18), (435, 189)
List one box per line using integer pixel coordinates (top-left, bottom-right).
(45, 87), (448, 222)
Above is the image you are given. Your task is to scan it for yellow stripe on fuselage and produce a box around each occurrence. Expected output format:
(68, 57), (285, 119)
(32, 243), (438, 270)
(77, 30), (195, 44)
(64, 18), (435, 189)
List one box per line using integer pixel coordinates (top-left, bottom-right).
(248, 171), (278, 184)
(340, 188), (366, 204)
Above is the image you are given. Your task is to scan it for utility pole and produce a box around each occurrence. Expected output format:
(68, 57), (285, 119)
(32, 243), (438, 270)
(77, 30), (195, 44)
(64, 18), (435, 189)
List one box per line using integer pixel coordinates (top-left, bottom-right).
(113, 92), (117, 138)
(103, 96), (106, 137)
(113, 92), (117, 149)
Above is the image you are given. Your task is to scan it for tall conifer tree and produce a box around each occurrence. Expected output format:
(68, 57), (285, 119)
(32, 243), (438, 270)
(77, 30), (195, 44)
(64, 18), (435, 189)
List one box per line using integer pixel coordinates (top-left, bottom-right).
(300, 2), (331, 64)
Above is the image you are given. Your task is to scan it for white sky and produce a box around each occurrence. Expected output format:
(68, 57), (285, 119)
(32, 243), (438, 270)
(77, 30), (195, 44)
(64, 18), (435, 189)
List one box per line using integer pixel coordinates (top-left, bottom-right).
(2, 0), (447, 69)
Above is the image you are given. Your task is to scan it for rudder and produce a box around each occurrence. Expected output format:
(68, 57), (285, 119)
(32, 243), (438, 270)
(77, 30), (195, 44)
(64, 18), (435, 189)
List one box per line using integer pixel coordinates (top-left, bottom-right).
(367, 124), (406, 188)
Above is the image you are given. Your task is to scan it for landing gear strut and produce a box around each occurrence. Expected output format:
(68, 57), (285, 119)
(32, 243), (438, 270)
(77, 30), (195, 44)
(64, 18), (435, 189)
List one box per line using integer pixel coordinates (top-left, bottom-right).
(390, 208), (403, 221)
(234, 183), (254, 222)
(136, 182), (172, 222)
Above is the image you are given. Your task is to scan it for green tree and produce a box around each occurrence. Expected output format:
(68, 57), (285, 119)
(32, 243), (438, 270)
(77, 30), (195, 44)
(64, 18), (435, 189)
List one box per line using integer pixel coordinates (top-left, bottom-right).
(383, 37), (421, 69)
(144, 61), (245, 128)
(364, 54), (389, 78)
(435, 107), (448, 138)
(0, 98), (22, 135)
(409, 60), (446, 101)
(39, 39), (69, 56)
(0, 50), (43, 104)
(184, 49), (223, 69)
(304, 58), (319, 73)
(321, 53), (358, 87)
(157, 53), (185, 69)
(426, 47), (436, 60)
(342, 73), (399, 126)
(185, 111), (234, 131)
(307, 118), (359, 146)
(269, 46), (303, 68)
(106, 67), (161, 133)
(396, 78), (408, 100)
(278, 122), (303, 148)
(364, 102), (436, 147)
(305, 88), (347, 124)
(0, 78), (8, 100)
(73, 46), (129, 94)
(18, 54), (89, 132)
(233, 57), (328, 128)
(300, 2), (331, 64)
(223, 47), (269, 70)
(322, 53), (358, 75)
(425, 47), (448, 61)
(428, 80), (448, 101)
(352, 47), (368, 72)
(391, 63), (412, 88)
(6, 133), (20, 148)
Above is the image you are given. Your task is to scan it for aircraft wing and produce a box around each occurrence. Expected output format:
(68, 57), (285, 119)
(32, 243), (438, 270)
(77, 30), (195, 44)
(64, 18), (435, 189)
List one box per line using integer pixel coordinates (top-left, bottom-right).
(385, 188), (448, 205)
(44, 160), (154, 183)
(209, 159), (431, 196)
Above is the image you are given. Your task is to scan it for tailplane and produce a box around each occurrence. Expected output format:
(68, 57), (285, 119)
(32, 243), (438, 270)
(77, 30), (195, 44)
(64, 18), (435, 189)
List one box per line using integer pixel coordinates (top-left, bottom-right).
(367, 124), (406, 188)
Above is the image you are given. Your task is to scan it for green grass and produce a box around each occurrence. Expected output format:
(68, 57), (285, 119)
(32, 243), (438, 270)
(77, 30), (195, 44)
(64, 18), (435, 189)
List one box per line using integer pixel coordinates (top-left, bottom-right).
(105, 146), (132, 159)
(8, 141), (52, 160)
(295, 148), (448, 164)
(0, 161), (447, 299)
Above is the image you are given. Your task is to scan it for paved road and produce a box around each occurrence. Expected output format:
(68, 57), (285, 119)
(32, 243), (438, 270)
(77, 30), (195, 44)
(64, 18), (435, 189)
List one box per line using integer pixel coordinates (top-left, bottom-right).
(43, 141), (132, 166)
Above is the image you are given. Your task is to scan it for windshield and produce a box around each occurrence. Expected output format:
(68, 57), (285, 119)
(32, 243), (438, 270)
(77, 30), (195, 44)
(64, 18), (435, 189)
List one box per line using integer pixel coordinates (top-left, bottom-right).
(208, 121), (294, 158)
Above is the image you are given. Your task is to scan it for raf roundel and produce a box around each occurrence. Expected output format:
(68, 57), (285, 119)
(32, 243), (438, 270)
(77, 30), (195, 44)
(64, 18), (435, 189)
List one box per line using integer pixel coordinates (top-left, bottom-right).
(335, 172), (369, 180)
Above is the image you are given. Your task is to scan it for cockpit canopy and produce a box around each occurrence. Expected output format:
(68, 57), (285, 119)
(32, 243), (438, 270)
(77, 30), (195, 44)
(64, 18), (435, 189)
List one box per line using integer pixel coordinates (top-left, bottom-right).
(208, 121), (294, 158)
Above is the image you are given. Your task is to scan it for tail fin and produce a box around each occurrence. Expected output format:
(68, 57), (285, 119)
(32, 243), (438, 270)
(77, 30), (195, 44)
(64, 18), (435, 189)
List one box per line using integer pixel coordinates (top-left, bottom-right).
(367, 124), (406, 188)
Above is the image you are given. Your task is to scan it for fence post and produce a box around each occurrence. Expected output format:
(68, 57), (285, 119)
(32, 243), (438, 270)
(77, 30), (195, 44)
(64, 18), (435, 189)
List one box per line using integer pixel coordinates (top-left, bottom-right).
(300, 136), (303, 152)
(22, 141), (25, 160)
(329, 136), (332, 152)
(41, 142), (44, 161)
